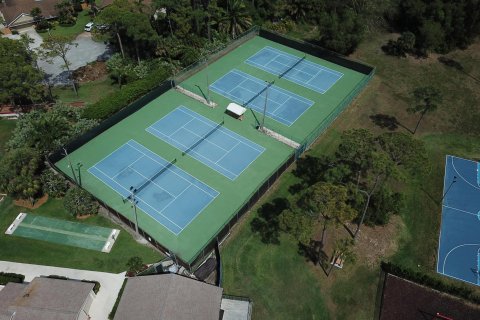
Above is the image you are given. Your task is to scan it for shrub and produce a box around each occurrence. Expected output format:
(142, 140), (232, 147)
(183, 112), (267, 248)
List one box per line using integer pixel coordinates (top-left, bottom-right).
(41, 170), (69, 198)
(0, 272), (25, 285)
(63, 186), (98, 217)
(82, 68), (169, 120)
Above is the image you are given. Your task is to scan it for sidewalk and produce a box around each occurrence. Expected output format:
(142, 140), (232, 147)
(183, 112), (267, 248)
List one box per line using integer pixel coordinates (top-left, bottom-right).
(0, 260), (125, 320)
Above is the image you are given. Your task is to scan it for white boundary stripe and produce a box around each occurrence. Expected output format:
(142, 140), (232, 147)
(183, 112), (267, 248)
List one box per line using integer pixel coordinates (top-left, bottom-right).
(146, 106), (265, 180)
(245, 46), (344, 94)
(88, 140), (219, 235)
(210, 69), (314, 126)
(5, 212), (27, 235)
(450, 155), (480, 191)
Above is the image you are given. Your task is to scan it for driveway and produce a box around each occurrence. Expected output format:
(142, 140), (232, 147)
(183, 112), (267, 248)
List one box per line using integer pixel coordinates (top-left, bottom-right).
(0, 260), (125, 320)
(5, 27), (110, 84)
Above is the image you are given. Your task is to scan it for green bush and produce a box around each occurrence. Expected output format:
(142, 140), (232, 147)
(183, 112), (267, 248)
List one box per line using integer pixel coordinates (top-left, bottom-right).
(0, 272), (25, 285)
(82, 68), (169, 120)
(109, 278), (128, 320)
(381, 262), (480, 304)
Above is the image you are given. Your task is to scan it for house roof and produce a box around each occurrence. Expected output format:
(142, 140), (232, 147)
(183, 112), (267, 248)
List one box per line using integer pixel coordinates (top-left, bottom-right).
(0, 277), (94, 320)
(114, 274), (223, 320)
(0, 0), (58, 26)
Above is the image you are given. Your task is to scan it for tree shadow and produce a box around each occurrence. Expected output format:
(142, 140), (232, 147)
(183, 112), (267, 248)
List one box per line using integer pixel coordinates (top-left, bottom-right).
(369, 113), (413, 134)
(420, 187), (440, 205)
(438, 56), (480, 84)
(298, 240), (330, 276)
(250, 198), (290, 244)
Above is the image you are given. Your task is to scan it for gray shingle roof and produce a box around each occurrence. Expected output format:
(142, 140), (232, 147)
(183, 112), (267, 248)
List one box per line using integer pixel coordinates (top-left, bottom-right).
(114, 274), (223, 320)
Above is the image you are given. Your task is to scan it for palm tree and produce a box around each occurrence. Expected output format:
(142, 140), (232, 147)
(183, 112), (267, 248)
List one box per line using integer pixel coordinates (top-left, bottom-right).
(407, 86), (442, 134)
(220, 0), (252, 39)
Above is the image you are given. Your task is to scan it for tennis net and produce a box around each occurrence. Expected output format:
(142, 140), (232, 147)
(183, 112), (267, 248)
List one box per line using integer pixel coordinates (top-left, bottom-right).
(123, 158), (177, 202)
(182, 121), (224, 156)
(242, 80), (275, 108)
(279, 54), (306, 79)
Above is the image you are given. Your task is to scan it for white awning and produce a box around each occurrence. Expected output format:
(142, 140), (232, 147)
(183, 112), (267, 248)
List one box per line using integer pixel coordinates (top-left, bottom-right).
(226, 102), (247, 117)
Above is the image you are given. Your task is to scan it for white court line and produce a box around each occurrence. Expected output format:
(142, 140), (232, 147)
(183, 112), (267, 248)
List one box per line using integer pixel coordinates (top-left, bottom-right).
(166, 117), (197, 138)
(90, 166), (184, 233)
(450, 155), (480, 191)
(177, 106), (265, 153)
(181, 126), (231, 153)
(112, 155), (146, 179)
(126, 140), (217, 197)
(215, 141), (240, 165)
(441, 243), (480, 274)
(442, 205), (478, 218)
(147, 126), (239, 178)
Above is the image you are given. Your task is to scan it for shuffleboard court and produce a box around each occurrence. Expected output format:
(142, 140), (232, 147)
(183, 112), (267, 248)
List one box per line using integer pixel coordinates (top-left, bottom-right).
(9, 214), (118, 252)
(88, 140), (218, 235)
(147, 106), (265, 180)
(209, 69), (314, 126)
(437, 155), (480, 286)
(246, 46), (343, 94)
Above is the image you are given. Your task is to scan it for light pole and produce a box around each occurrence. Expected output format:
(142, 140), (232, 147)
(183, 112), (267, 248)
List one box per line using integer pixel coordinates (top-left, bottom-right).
(62, 147), (78, 184)
(129, 186), (139, 235)
(441, 176), (457, 203)
(75, 162), (83, 187)
(261, 81), (272, 130)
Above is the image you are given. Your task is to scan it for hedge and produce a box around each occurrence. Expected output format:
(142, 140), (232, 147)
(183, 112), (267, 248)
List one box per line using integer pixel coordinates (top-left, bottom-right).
(82, 69), (169, 120)
(109, 278), (128, 320)
(381, 261), (480, 304)
(0, 272), (25, 285)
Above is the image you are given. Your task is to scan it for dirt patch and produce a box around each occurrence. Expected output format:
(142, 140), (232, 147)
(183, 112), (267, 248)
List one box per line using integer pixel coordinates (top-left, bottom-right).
(349, 215), (403, 268)
(76, 214), (94, 220)
(14, 194), (49, 209)
(73, 61), (108, 83)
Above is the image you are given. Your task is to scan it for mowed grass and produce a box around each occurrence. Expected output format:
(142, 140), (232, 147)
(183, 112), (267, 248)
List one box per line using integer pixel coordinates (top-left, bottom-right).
(0, 197), (161, 272)
(221, 31), (480, 319)
(53, 76), (120, 105)
(40, 10), (92, 40)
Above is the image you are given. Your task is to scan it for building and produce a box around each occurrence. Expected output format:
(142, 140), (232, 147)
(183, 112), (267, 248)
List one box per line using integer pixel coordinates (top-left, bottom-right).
(0, 0), (58, 29)
(0, 277), (95, 320)
(114, 274), (252, 320)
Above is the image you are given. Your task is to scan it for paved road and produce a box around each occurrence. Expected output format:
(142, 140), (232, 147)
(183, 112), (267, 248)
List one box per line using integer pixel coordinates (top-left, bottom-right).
(0, 260), (125, 320)
(5, 27), (110, 84)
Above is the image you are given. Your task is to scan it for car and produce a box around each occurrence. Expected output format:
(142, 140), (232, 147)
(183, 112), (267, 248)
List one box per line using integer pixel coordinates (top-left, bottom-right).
(84, 22), (94, 32)
(96, 24), (110, 31)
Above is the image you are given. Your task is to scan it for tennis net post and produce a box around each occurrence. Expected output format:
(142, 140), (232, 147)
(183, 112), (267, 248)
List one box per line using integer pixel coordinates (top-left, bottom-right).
(182, 120), (224, 156)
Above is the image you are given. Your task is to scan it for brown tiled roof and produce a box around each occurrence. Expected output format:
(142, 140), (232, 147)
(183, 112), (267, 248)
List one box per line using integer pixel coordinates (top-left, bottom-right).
(114, 274), (223, 320)
(0, 0), (58, 26)
(0, 277), (94, 320)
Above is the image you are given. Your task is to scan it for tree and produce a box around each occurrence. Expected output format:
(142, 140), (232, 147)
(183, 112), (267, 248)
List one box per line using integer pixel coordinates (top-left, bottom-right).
(106, 53), (134, 88)
(40, 35), (79, 95)
(407, 86), (442, 134)
(63, 186), (99, 217)
(126, 256), (144, 274)
(382, 32), (416, 57)
(30, 7), (42, 22)
(55, 0), (77, 25)
(7, 105), (98, 155)
(377, 132), (428, 173)
(0, 148), (43, 204)
(278, 207), (314, 244)
(220, 0), (252, 38)
(41, 170), (69, 198)
(0, 38), (45, 106)
(300, 182), (357, 244)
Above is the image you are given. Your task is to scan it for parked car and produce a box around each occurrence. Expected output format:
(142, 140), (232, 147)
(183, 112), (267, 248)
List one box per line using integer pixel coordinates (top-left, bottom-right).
(96, 24), (110, 31)
(84, 22), (94, 32)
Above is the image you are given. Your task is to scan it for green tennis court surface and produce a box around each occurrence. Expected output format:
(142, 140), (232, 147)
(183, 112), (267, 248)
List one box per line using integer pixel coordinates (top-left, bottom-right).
(54, 32), (372, 265)
(9, 214), (118, 252)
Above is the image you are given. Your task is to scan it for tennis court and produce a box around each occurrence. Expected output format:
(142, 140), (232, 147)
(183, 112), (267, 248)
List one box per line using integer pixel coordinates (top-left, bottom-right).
(147, 106), (265, 180)
(437, 155), (480, 286)
(88, 140), (218, 235)
(245, 46), (343, 94)
(8, 213), (118, 252)
(209, 69), (314, 126)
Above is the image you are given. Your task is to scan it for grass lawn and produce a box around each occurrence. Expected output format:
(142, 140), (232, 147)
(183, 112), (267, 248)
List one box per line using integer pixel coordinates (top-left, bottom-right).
(0, 197), (161, 272)
(53, 76), (120, 105)
(40, 10), (92, 40)
(221, 30), (480, 319)
(0, 119), (16, 159)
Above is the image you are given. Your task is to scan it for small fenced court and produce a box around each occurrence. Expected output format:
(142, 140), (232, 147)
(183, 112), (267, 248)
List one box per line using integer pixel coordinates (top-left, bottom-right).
(6, 213), (119, 253)
(50, 27), (374, 269)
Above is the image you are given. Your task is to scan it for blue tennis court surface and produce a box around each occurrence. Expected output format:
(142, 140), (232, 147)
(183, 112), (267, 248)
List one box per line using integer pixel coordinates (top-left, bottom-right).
(147, 106), (265, 180)
(209, 69), (314, 126)
(88, 140), (218, 235)
(245, 46), (343, 94)
(437, 155), (480, 286)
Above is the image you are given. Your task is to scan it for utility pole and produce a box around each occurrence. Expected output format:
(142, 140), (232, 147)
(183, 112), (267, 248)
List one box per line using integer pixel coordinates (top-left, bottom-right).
(62, 147), (78, 184)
